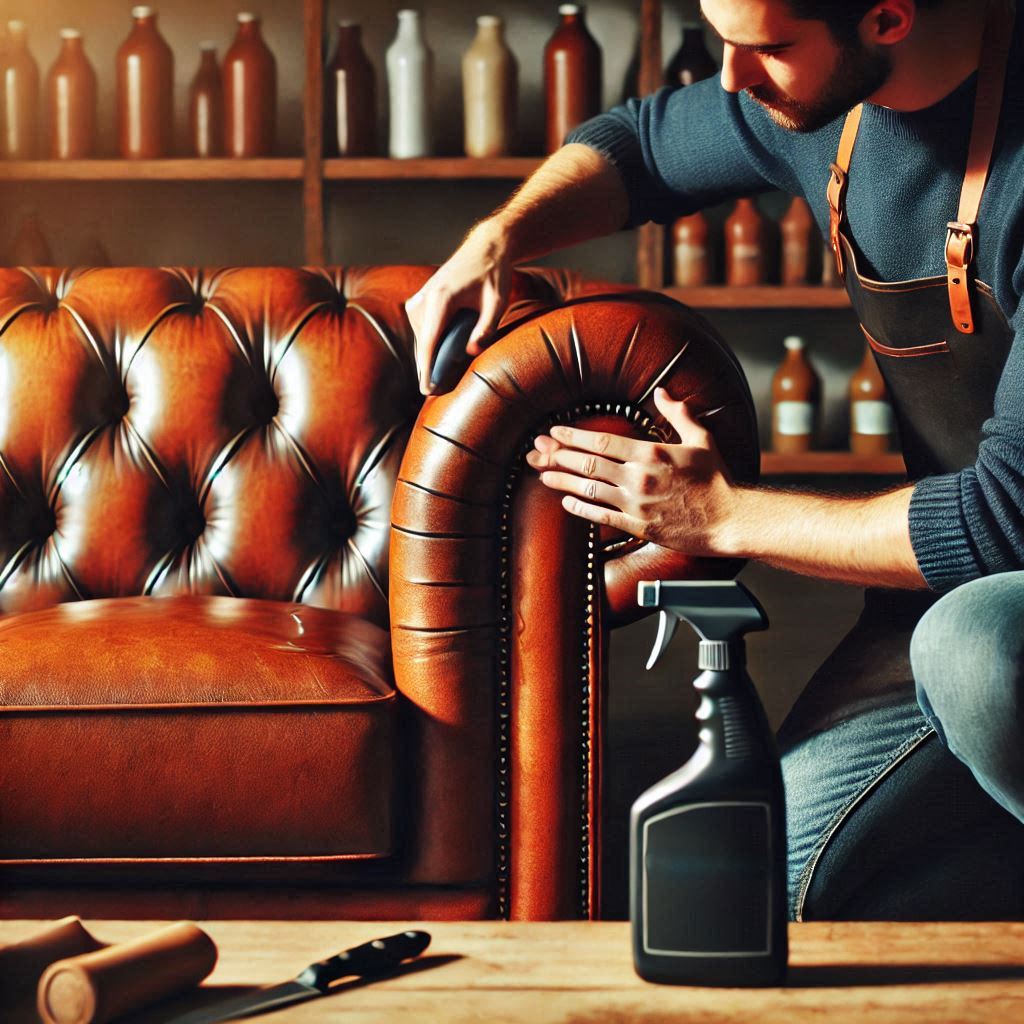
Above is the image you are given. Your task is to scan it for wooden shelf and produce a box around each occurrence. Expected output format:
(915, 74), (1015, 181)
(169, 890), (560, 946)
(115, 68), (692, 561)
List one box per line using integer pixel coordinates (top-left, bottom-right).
(661, 285), (851, 310)
(0, 159), (304, 182)
(761, 451), (906, 475)
(323, 157), (544, 180)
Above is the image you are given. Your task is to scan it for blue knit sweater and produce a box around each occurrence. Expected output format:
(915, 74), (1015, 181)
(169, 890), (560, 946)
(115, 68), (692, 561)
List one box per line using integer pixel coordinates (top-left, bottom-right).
(567, 27), (1024, 594)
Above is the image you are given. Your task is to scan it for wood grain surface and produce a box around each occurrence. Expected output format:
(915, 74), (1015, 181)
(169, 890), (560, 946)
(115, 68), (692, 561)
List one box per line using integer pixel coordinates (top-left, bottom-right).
(4, 919), (1024, 1023)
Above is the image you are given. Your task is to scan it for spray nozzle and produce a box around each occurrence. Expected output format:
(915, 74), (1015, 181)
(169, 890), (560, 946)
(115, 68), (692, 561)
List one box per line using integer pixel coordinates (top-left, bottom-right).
(639, 579), (769, 671)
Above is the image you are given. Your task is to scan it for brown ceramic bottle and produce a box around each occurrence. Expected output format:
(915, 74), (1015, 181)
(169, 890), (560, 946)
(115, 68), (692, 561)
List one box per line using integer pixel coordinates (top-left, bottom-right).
(7, 209), (53, 264)
(46, 29), (98, 160)
(116, 6), (174, 159)
(725, 197), (767, 286)
(325, 21), (375, 157)
(664, 21), (717, 87)
(544, 4), (602, 155)
(780, 196), (815, 286)
(771, 335), (821, 454)
(849, 342), (895, 455)
(671, 211), (711, 287)
(224, 12), (277, 158)
(188, 43), (224, 157)
(3, 20), (40, 159)
(463, 15), (518, 158)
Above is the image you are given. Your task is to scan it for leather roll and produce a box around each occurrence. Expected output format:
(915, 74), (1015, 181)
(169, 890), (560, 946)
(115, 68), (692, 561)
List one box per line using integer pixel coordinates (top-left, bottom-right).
(36, 921), (217, 1024)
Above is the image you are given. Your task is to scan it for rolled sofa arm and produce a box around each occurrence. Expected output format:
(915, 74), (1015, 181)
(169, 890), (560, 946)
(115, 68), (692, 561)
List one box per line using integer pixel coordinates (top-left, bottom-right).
(389, 271), (759, 919)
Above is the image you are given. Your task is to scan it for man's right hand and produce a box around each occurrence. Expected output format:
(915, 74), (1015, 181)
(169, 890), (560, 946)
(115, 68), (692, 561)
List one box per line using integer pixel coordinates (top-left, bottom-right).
(406, 221), (514, 396)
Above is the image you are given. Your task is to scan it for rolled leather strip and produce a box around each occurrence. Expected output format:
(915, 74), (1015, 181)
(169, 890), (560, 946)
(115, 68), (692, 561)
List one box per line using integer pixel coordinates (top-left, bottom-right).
(36, 921), (217, 1024)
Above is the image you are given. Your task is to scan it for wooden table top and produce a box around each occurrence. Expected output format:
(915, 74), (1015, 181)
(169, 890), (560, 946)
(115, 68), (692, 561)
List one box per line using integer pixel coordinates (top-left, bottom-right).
(4, 919), (1024, 1023)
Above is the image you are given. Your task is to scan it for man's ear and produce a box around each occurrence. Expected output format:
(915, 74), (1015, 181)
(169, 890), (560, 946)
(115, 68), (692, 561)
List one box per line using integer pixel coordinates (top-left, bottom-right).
(860, 0), (916, 47)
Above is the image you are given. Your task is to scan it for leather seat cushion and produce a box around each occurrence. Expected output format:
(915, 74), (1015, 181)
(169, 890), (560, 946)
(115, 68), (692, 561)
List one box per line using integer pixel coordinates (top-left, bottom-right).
(0, 596), (396, 862)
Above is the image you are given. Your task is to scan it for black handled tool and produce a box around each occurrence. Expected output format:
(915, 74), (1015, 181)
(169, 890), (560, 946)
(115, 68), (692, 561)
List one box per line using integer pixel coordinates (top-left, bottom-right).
(166, 930), (431, 1024)
(429, 308), (480, 394)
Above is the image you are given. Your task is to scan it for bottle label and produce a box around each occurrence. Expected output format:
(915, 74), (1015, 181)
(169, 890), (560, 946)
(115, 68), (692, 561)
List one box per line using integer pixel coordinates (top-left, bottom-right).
(731, 243), (761, 261)
(642, 801), (773, 957)
(852, 400), (894, 435)
(773, 401), (814, 436)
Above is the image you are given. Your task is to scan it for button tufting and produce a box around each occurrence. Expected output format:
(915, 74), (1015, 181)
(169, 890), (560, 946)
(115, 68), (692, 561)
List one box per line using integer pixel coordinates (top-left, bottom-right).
(179, 502), (206, 544)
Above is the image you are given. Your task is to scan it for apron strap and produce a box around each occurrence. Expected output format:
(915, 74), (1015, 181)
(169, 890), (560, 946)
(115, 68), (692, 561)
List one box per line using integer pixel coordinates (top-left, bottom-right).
(826, 104), (863, 280)
(946, 1), (1014, 334)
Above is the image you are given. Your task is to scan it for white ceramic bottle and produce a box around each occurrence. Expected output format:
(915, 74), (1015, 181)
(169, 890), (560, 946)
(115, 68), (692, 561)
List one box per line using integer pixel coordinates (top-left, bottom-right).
(386, 9), (433, 158)
(462, 15), (517, 158)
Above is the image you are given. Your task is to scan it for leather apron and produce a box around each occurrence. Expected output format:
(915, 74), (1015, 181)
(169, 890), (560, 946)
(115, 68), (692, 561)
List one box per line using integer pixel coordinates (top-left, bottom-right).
(777, 3), (1016, 748)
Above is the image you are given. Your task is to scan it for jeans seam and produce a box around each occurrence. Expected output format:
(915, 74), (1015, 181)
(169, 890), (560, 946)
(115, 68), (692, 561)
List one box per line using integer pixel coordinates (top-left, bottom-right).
(794, 722), (935, 922)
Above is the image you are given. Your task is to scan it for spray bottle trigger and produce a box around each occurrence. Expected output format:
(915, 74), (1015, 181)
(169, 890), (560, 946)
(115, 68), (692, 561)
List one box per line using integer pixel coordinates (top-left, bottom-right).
(646, 609), (681, 671)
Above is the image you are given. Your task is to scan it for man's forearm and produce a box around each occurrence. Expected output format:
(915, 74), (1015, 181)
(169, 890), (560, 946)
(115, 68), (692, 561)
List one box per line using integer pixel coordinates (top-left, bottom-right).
(725, 483), (930, 589)
(484, 143), (630, 265)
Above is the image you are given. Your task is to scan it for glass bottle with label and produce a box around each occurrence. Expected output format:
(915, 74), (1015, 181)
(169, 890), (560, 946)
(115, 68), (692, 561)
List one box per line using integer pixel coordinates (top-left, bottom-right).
(462, 15), (517, 158)
(849, 342), (895, 455)
(725, 197), (767, 286)
(771, 335), (821, 454)
(779, 196), (815, 286)
(116, 6), (174, 159)
(325, 21), (376, 157)
(3, 20), (40, 159)
(664, 21), (717, 87)
(46, 29), (97, 159)
(386, 9), (434, 158)
(188, 43), (223, 157)
(224, 12), (277, 158)
(671, 211), (710, 287)
(544, 4), (601, 155)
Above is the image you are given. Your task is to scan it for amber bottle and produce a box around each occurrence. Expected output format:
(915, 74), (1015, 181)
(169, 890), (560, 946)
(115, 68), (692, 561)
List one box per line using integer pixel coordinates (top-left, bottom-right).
(725, 197), (767, 286)
(780, 196), (815, 286)
(463, 15), (518, 158)
(771, 336), (821, 454)
(325, 21), (376, 157)
(544, 4), (602, 155)
(3, 20), (40, 159)
(188, 43), (224, 158)
(671, 212), (710, 287)
(224, 12), (277, 158)
(664, 22), (717, 87)
(849, 342), (895, 455)
(7, 209), (52, 265)
(46, 29), (97, 159)
(116, 6), (174, 159)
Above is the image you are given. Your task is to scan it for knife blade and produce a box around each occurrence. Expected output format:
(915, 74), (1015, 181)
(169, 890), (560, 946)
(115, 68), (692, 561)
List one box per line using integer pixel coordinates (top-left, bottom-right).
(165, 930), (431, 1024)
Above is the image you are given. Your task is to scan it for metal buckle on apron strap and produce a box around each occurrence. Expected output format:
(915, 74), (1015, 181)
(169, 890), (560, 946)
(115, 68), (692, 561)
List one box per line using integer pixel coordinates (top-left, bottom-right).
(945, 220), (976, 334)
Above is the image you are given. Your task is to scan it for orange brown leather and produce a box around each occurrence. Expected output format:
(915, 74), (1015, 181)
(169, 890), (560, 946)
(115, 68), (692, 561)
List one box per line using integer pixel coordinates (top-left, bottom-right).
(0, 266), (758, 919)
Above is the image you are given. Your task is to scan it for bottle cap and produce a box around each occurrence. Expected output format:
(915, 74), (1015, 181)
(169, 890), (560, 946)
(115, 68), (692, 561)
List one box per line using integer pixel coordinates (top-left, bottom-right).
(338, 19), (358, 28)
(237, 12), (257, 22)
(199, 40), (217, 51)
(783, 335), (805, 350)
(477, 15), (502, 26)
(7, 19), (26, 33)
(559, 4), (582, 15)
(131, 6), (154, 19)
(60, 28), (81, 40)
(397, 9), (418, 18)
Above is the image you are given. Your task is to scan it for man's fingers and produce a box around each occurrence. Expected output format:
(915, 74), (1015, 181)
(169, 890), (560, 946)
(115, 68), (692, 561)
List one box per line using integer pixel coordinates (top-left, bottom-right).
(411, 293), (454, 396)
(467, 289), (503, 356)
(547, 424), (640, 462)
(527, 447), (626, 486)
(538, 470), (623, 510)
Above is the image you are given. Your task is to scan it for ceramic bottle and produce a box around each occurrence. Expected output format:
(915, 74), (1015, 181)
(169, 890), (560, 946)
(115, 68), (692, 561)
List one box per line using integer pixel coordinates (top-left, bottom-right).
(224, 13), (277, 158)
(544, 4), (601, 155)
(771, 335), (822, 454)
(664, 21), (717, 87)
(671, 212), (710, 287)
(325, 21), (376, 157)
(116, 6), (174, 159)
(780, 196), (815, 286)
(462, 15), (517, 158)
(3, 20), (40, 159)
(46, 29), (98, 159)
(849, 342), (895, 455)
(386, 9), (434, 159)
(188, 43), (224, 157)
(725, 197), (767, 286)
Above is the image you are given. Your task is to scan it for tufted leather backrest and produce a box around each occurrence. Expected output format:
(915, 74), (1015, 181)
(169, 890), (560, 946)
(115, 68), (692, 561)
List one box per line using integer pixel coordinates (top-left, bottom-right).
(0, 266), (577, 625)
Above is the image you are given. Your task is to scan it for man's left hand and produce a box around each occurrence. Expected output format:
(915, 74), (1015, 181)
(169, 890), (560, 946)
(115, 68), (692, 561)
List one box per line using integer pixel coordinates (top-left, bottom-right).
(524, 387), (739, 556)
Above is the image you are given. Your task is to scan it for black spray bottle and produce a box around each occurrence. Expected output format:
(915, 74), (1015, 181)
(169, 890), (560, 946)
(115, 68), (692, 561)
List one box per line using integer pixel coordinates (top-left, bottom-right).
(630, 579), (788, 987)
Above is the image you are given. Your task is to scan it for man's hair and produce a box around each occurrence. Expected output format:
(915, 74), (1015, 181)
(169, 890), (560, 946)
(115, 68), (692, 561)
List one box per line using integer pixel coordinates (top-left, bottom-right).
(785, 0), (946, 41)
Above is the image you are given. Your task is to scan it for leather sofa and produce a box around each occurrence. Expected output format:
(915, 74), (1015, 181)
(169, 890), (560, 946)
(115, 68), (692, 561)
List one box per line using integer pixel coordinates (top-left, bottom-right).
(0, 264), (758, 920)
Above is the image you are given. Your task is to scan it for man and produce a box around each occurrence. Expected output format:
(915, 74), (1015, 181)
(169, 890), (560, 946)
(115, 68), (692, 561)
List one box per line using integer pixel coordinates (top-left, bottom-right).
(406, 0), (1024, 920)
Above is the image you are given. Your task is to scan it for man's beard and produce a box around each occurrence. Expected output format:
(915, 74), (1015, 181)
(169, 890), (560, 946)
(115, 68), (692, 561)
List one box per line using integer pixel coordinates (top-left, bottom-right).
(746, 41), (891, 133)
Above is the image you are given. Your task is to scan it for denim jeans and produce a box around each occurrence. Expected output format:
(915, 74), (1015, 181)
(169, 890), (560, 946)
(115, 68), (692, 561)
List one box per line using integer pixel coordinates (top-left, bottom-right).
(779, 571), (1024, 921)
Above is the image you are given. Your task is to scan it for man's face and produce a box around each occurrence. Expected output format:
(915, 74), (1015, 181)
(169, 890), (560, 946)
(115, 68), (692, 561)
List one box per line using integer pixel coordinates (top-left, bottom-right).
(701, 0), (892, 132)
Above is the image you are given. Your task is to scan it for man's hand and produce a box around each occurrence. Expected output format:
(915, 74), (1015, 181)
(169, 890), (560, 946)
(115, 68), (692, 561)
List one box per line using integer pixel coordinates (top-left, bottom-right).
(525, 387), (739, 556)
(406, 223), (513, 396)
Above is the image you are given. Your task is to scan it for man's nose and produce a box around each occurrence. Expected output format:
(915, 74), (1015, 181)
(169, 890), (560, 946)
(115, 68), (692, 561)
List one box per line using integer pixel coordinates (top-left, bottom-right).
(719, 43), (761, 93)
